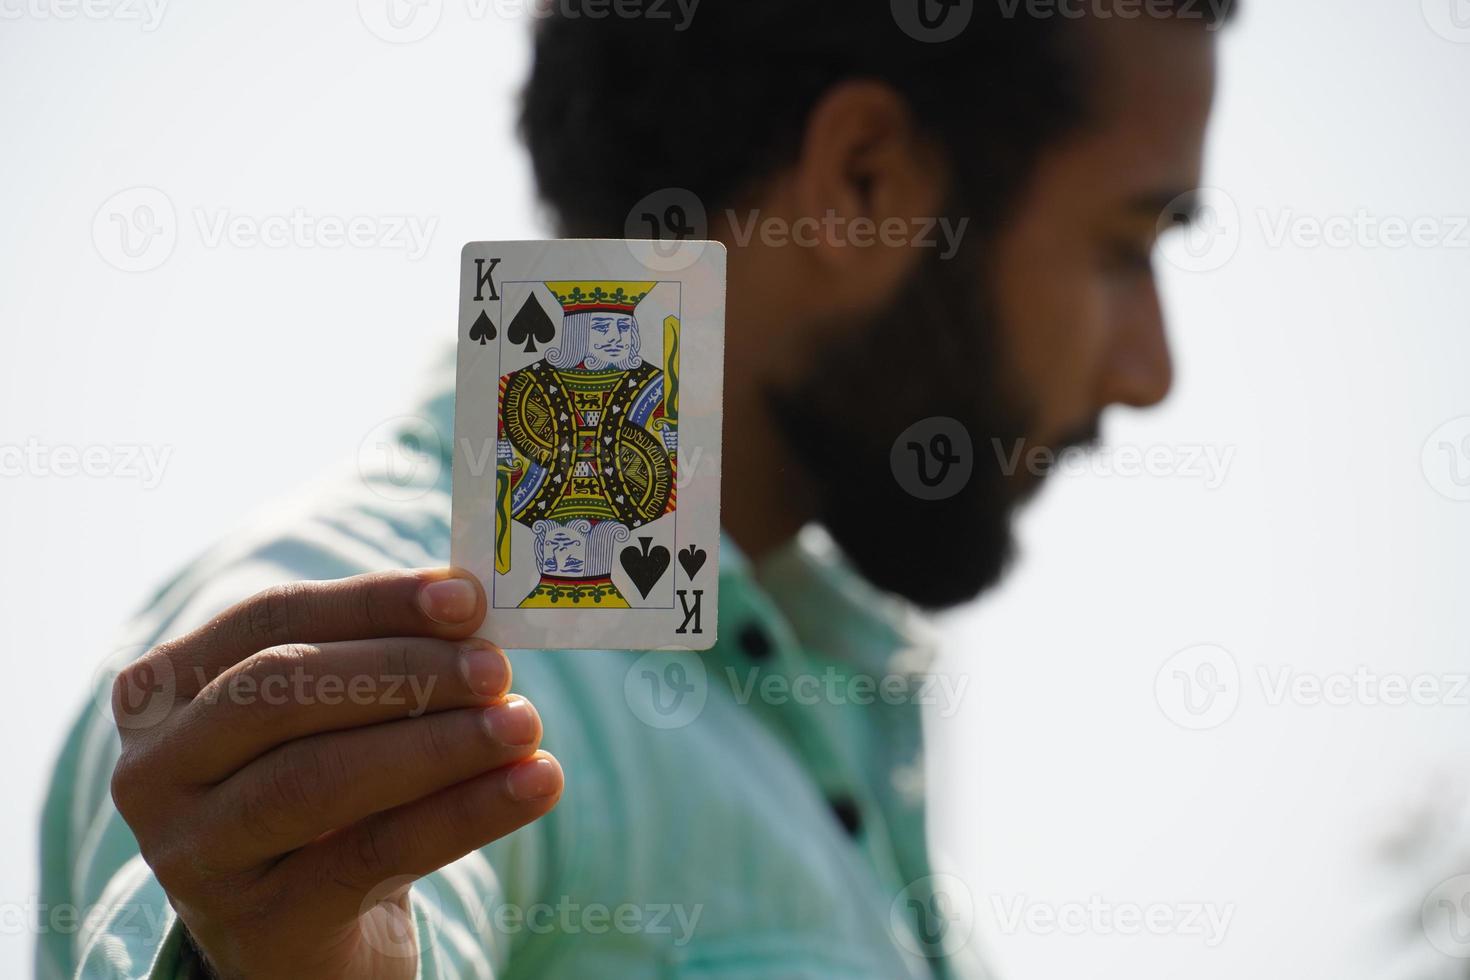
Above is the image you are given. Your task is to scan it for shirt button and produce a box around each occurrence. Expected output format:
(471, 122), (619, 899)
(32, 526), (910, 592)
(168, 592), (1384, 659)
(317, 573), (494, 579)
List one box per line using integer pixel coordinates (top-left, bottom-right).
(829, 795), (863, 836)
(739, 623), (774, 661)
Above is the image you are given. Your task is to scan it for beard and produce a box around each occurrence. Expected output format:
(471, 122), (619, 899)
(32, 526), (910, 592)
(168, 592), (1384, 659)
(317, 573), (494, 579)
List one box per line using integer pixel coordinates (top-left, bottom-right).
(767, 236), (1095, 612)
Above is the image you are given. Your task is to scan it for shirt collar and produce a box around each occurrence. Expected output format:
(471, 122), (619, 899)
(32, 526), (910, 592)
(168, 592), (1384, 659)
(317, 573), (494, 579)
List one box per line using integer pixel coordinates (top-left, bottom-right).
(744, 525), (940, 677)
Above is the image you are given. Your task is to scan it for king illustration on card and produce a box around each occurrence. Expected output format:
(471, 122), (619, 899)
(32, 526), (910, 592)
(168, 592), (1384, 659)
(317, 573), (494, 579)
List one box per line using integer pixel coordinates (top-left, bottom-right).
(452, 241), (725, 651)
(496, 281), (678, 608)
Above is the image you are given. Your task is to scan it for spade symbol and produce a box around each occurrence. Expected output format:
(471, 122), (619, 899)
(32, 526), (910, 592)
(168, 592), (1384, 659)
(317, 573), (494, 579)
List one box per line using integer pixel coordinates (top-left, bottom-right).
(677, 544), (707, 581)
(620, 536), (670, 600)
(508, 293), (556, 354)
(469, 310), (497, 345)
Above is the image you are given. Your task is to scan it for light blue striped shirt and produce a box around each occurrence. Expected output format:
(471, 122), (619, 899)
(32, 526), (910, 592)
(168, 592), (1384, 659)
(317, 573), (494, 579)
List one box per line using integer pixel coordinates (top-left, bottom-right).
(38, 372), (986, 979)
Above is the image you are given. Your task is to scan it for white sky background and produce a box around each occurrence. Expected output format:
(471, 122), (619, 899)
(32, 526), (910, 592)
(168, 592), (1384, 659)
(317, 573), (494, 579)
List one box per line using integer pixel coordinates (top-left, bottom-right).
(1, 2), (1468, 977)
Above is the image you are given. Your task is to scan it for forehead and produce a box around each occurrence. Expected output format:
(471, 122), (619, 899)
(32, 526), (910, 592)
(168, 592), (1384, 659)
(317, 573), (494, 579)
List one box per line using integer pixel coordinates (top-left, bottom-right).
(1036, 19), (1218, 205)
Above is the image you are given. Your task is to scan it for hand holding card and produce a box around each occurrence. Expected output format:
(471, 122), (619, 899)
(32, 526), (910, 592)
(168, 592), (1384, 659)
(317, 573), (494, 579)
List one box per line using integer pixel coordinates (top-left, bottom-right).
(451, 240), (726, 651)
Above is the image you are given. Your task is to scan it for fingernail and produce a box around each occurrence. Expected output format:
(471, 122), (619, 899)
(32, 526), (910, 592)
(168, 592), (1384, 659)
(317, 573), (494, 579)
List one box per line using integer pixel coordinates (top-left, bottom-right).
(506, 756), (562, 803)
(482, 696), (540, 747)
(459, 643), (510, 697)
(419, 578), (478, 625)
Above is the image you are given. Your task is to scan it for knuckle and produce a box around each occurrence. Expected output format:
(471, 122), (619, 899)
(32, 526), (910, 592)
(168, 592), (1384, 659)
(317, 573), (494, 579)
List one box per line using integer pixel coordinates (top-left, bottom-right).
(355, 576), (396, 635)
(240, 746), (320, 844)
(109, 667), (136, 726)
(248, 642), (314, 681)
(216, 877), (287, 932)
(269, 744), (322, 810)
(374, 640), (418, 697)
(345, 819), (400, 885)
(442, 776), (486, 835)
(148, 635), (188, 665)
(109, 750), (146, 820)
(238, 582), (310, 648)
(110, 653), (172, 728)
(228, 644), (315, 712)
(236, 781), (282, 847)
(147, 840), (204, 896)
(414, 713), (460, 768)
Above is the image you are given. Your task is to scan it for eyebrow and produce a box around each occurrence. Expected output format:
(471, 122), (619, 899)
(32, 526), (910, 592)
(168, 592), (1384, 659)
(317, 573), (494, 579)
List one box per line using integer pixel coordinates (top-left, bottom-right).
(1131, 189), (1202, 227)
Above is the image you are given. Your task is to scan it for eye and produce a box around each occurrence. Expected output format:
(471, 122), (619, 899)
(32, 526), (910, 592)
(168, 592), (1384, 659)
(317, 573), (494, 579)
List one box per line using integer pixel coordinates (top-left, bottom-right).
(1104, 237), (1156, 277)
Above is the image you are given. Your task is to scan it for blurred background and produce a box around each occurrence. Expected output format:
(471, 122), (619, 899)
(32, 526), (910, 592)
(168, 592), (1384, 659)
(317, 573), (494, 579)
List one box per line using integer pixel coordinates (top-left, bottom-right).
(3, 2), (1468, 977)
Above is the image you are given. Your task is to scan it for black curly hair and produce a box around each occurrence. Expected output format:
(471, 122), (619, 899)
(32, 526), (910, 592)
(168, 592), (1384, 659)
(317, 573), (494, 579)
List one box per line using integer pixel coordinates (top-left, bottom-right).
(521, 0), (1234, 239)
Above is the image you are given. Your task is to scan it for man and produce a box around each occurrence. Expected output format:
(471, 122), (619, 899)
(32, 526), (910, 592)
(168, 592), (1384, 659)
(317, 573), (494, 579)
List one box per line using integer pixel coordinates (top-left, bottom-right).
(39, 1), (1232, 976)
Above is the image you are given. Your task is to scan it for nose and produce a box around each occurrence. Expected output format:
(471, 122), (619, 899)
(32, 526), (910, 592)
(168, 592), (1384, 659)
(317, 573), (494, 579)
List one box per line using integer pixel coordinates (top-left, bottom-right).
(1099, 286), (1173, 410)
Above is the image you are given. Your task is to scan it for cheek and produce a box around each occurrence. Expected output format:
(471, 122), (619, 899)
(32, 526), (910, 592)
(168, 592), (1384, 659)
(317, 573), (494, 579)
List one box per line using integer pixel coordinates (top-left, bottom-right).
(993, 222), (1112, 436)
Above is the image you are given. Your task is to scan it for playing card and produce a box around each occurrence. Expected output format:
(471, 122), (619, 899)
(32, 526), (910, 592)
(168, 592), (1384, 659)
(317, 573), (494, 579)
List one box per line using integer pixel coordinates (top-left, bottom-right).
(451, 240), (725, 651)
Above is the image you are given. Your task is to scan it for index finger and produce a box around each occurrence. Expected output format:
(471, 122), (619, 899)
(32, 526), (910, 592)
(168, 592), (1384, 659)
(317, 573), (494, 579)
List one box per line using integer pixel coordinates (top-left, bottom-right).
(158, 568), (485, 699)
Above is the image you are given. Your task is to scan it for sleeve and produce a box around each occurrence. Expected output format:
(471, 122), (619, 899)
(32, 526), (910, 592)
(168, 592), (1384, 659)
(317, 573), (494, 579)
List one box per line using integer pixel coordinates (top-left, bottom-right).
(35, 494), (553, 980)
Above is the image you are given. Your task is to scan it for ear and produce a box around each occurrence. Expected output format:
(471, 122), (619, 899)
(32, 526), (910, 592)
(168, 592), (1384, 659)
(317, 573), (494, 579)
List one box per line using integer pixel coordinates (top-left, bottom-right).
(789, 80), (950, 316)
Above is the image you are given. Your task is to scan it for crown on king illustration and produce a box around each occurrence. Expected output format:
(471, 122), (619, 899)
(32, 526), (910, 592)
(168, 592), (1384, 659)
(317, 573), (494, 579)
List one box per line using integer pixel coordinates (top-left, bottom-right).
(544, 281), (655, 315)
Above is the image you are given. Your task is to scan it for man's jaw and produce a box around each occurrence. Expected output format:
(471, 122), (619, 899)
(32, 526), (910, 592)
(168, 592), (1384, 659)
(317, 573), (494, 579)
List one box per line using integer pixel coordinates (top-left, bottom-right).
(1007, 416), (1104, 502)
